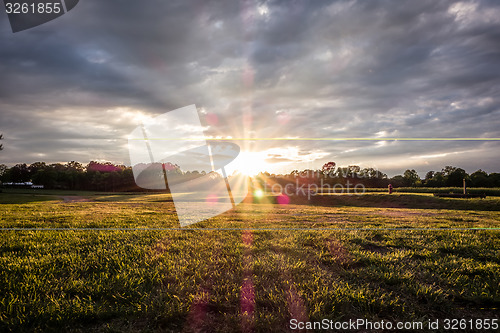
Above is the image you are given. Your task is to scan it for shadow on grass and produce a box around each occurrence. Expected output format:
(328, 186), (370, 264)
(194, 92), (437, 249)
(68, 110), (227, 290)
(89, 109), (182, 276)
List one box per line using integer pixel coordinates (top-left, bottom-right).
(0, 193), (59, 204)
(0, 189), (174, 204)
(246, 193), (500, 212)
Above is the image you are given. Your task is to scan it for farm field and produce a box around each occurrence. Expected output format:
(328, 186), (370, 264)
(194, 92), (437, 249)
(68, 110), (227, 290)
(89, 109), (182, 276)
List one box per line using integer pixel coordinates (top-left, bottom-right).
(0, 190), (499, 332)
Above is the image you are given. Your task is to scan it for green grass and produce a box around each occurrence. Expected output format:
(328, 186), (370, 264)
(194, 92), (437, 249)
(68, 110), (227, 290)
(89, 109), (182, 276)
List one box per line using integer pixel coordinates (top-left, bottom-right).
(0, 191), (499, 331)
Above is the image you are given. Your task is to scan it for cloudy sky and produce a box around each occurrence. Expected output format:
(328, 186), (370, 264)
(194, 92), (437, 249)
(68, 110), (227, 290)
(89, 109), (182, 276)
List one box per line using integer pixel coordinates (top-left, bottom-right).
(1, 0), (499, 176)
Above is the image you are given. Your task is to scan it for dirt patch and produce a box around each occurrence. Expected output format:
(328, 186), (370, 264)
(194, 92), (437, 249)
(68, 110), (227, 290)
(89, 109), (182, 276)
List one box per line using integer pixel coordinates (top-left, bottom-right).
(60, 196), (92, 203)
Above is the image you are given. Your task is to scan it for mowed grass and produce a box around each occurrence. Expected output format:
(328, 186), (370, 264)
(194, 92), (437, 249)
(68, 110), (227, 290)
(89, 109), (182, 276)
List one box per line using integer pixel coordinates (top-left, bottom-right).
(0, 190), (499, 332)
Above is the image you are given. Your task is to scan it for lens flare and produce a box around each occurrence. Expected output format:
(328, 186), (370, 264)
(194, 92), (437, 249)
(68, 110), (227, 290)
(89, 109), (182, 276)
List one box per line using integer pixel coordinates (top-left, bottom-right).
(253, 189), (264, 198)
(276, 194), (290, 205)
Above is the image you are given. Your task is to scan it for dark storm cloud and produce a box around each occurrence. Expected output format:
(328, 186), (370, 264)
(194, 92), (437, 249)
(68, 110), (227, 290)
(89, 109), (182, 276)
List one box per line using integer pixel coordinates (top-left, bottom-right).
(0, 0), (499, 175)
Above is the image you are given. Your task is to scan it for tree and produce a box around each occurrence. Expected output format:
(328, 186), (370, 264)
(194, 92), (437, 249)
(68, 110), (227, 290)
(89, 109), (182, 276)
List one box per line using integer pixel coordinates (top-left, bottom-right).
(470, 169), (489, 187)
(9, 164), (30, 182)
(489, 173), (500, 187)
(444, 167), (467, 187)
(390, 175), (406, 187)
(348, 165), (361, 178)
(361, 167), (386, 179)
(335, 165), (360, 178)
(321, 161), (336, 177)
(32, 166), (58, 188)
(335, 167), (349, 178)
(66, 161), (84, 190)
(29, 162), (47, 174)
(403, 169), (420, 187)
(0, 164), (7, 182)
(360, 167), (387, 187)
(424, 171), (434, 182)
(430, 171), (445, 187)
(67, 161), (84, 172)
(442, 166), (457, 177)
(0, 134), (3, 151)
(424, 171), (438, 187)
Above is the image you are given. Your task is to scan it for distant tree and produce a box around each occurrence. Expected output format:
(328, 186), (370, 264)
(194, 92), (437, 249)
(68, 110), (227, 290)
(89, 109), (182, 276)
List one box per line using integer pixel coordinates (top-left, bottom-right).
(32, 165), (58, 188)
(67, 161), (84, 172)
(403, 169), (420, 187)
(28, 162), (47, 186)
(470, 169), (489, 187)
(424, 171), (436, 187)
(360, 167), (387, 187)
(0, 164), (7, 182)
(361, 167), (386, 179)
(65, 161), (85, 189)
(299, 169), (317, 179)
(424, 171), (434, 182)
(335, 165), (361, 179)
(29, 162), (47, 174)
(87, 161), (121, 173)
(390, 175), (406, 187)
(432, 171), (445, 187)
(335, 167), (349, 178)
(9, 163), (30, 182)
(489, 173), (500, 187)
(441, 165), (457, 186)
(0, 134), (3, 151)
(442, 166), (457, 177)
(444, 167), (467, 187)
(163, 162), (180, 172)
(119, 167), (138, 191)
(348, 165), (361, 178)
(321, 161), (336, 177)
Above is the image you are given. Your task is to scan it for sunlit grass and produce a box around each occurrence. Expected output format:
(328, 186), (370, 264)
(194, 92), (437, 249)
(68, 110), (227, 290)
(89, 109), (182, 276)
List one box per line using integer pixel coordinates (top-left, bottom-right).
(0, 190), (498, 331)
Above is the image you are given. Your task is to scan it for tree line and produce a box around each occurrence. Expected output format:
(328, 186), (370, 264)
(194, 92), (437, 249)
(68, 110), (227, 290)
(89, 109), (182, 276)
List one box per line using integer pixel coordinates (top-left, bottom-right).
(0, 161), (227, 192)
(0, 161), (136, 191)
(255, 162), (500, 189)
(0, 160), (499, 191)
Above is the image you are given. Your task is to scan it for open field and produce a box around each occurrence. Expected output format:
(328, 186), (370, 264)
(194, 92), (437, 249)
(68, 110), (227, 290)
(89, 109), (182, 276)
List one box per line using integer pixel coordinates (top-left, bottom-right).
(0, 190), (499, 332)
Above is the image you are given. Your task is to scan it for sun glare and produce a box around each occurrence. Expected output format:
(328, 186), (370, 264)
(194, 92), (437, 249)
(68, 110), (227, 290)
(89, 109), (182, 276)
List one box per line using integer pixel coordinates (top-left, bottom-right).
(254, 189), (264, 198)
(230, 151), (270, 176)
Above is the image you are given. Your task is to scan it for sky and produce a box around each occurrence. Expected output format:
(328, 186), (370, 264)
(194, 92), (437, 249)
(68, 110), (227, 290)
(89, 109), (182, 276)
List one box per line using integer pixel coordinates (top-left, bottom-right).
(1, 0), (499, 177)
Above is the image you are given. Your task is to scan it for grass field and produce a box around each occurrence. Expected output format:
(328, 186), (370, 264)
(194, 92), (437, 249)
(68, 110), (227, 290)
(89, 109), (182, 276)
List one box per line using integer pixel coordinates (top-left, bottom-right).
(319, 187), (500, 196)
(0, 189), (499, 332)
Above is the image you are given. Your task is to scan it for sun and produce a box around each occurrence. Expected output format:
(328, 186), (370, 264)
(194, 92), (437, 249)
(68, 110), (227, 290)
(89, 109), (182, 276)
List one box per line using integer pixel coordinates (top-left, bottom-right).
(227, 151), (270, 176)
